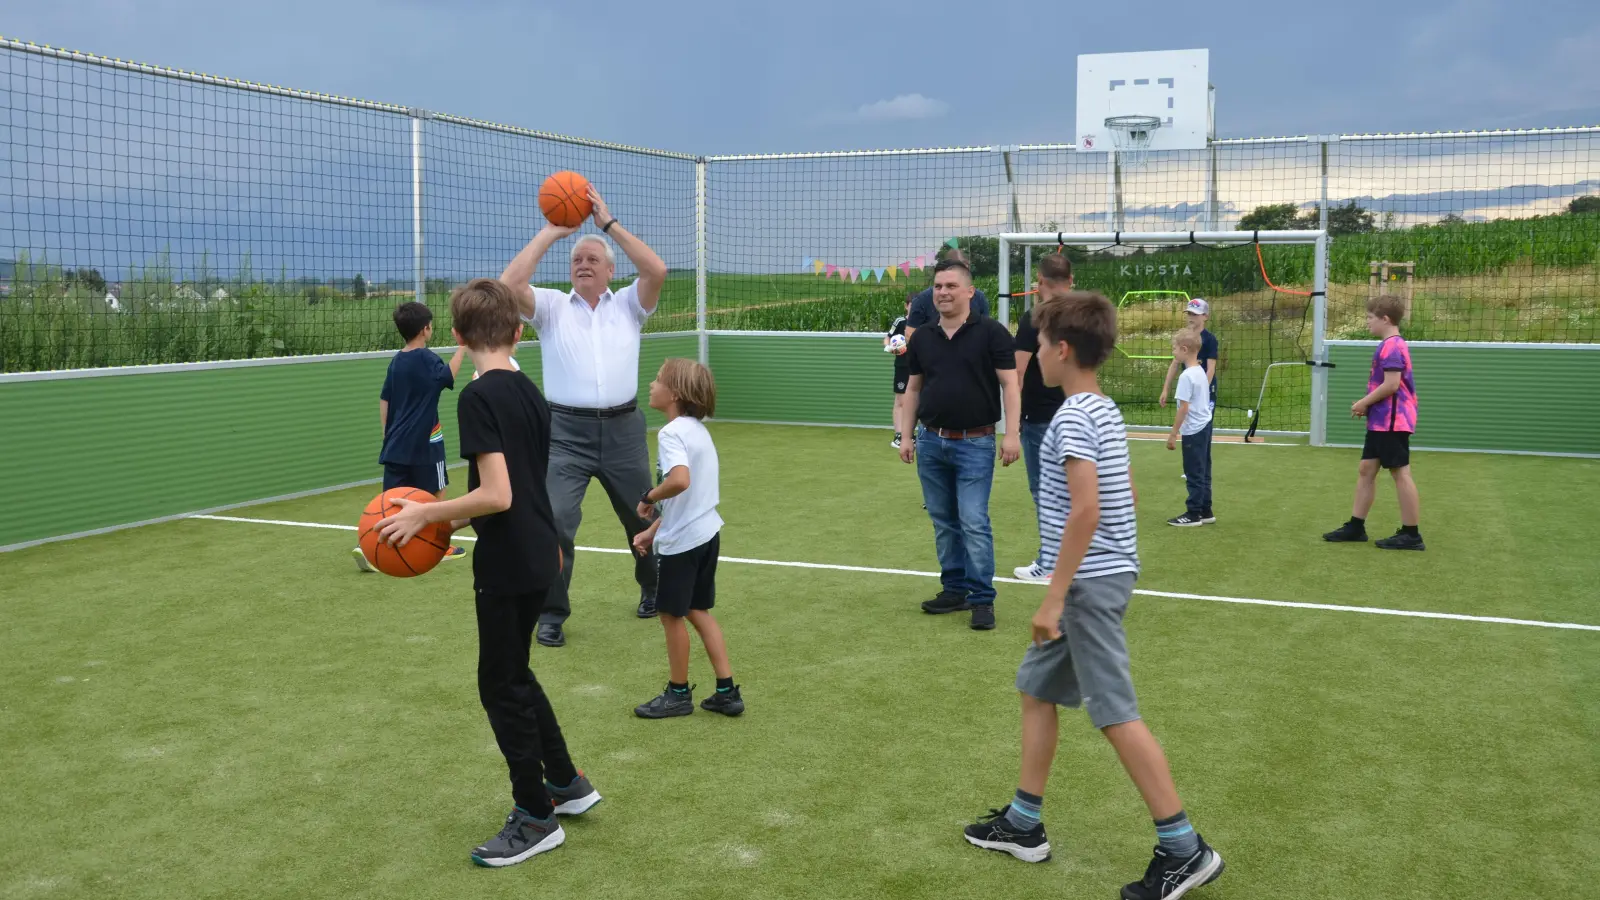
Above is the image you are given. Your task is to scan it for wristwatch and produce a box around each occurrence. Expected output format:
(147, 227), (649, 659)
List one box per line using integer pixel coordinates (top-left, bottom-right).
(639, 488), (655, 507)
(602, 218), (618, 234)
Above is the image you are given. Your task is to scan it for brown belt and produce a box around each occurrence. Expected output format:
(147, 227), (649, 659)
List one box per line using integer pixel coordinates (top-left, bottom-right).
(924, 424), (996, 440)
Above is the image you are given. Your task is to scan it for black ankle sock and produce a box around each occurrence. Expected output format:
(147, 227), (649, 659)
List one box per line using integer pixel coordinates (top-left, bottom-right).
(1350, 516), (1366, 528)
(716, 676), (734, 692)
(1400, 524), (1420, 536)
(669, 681), (689, 695)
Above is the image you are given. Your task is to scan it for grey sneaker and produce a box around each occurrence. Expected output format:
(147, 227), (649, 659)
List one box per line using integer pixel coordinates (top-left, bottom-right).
(352, 547), (375, 573)
(700, 686), (745, 717)
(546, 772), (602, 816)
(634, 685), (694, 719)
(470, 807), (564, 868)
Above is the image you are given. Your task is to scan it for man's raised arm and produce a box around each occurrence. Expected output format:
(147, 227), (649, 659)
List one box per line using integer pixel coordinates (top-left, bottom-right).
(500, 223), (577, 320)
(588, 188), (668, 312)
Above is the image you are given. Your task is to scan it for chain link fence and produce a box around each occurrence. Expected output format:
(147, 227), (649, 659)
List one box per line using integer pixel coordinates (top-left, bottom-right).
(3, 38), (1597, 381)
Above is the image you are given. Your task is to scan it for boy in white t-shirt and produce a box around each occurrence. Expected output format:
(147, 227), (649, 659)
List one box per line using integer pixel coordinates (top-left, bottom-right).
(1165, 329), (1215, 527)
(630, 358), (744, 719)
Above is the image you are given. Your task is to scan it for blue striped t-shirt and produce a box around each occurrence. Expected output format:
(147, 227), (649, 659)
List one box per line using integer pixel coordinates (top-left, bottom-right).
(1036, 392), (1140, 579)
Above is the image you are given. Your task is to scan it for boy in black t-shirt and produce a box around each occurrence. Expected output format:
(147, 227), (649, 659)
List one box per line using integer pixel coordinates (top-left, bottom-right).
(1010, 254), (1072, 583)
(378, 278), (600, 869)
(886, 294), (912, 449)
(353, 301), (467, 570)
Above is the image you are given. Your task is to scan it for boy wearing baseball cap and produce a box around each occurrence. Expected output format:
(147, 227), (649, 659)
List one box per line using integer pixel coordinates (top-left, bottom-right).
(1159, 298), (1218, 410)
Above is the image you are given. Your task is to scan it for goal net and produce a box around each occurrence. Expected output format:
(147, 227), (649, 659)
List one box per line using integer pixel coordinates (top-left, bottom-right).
(998, 231), (1328, 437)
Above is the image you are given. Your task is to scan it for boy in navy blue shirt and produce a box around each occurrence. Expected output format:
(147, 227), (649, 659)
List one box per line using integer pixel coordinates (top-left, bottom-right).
(353, 301), (467, 570)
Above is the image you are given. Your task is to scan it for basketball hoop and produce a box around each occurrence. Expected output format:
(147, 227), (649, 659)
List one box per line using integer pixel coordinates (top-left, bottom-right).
(1105, 115), (1162, 169)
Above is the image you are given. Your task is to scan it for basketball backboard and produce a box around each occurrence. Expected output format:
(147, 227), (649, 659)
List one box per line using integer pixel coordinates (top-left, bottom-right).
(1076, 49), (1212, 153)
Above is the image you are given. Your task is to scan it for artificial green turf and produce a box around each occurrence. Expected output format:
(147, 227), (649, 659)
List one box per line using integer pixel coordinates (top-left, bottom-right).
(2, 423), (1596, 900)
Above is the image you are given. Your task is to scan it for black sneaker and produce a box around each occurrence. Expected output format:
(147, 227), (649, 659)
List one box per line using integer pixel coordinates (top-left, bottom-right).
(700, 685), (745, 716)
(891, 432), (902, 450)
(962, 808), (1051, 863)
(470, 807), (565, 868)
(921, 591), (971, 614)
(1322, 520), (1369, 543)
(970, 605), (995, 631)
(636, 587), (658, 619)
(1121, 840), (1224, 899)
(634, 685), (694, 719)
(1167, 512), (1205, 527)
(1199, 510), (1216, 524)
(536, 623), (565, 648)
(1375, 529), (1425, 551)
(546, 771), (602, 816)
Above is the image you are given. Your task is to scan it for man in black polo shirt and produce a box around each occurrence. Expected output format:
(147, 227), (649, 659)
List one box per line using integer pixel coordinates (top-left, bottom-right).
(1010, 253), (1072, 584)
(903, 248), (991, 347)
(898, 258), (1021, 631)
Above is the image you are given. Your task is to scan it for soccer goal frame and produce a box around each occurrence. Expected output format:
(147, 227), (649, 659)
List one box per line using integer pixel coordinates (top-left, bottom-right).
(995, 230), (1331, 444)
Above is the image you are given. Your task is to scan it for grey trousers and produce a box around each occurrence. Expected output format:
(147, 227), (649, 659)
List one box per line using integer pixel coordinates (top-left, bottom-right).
(540, 407), (657, 625)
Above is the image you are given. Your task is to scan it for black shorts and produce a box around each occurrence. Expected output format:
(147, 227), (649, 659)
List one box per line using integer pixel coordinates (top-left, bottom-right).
(656, 533), (719, 617)
(893, 360), (910, 395)
(383, 460), (447, 494)
(1362, 431), (1411, 470)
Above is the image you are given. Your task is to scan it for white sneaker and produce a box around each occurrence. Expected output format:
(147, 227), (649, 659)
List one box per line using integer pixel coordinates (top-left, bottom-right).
(1012, 562), (1052, 584)
(352, 547), (375, 573)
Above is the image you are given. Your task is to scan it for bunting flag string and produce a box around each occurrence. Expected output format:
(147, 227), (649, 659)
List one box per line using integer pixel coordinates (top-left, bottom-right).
(801, 241), (955, 281)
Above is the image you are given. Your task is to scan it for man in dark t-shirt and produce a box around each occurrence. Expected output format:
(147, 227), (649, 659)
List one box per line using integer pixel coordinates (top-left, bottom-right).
(1009, 253), (1074, 582)
(377, 278), (599, 868)
(899, 259), (1021, 632)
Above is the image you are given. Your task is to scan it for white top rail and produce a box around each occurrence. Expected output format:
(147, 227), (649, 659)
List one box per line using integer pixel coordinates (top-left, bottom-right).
(1000, 230), (1327, 245)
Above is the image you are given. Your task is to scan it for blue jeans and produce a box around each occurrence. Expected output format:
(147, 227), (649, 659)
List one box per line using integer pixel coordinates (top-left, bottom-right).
(1020, 420), (1049, 564)
(1182, 422), (1213, 514)
(915, 427), (997, 605)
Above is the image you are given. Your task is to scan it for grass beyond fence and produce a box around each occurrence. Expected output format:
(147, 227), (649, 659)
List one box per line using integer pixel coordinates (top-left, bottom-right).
(3, 215), (1597, 372)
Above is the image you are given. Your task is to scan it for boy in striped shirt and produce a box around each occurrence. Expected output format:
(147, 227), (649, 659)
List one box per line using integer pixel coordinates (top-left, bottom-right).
(963, 292), (1223, 900)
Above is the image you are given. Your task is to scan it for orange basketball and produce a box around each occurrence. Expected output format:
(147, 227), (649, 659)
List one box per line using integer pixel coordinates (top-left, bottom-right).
(356, 487), (451, 577)
(539, 171), (593, 228)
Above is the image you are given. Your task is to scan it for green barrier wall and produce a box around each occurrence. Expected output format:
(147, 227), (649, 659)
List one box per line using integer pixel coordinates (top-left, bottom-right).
(709, 333), (890, 426)
(1326, 341), (1600, 456)
(0, 335), (696, 549)
(12, 333), (1595, 549)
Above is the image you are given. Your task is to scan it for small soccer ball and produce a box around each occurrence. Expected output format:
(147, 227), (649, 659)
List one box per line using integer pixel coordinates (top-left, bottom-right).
(885, 334), (907, 354)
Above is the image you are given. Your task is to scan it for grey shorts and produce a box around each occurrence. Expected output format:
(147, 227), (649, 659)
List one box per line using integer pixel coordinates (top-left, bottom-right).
(1015, 571), (1140, 729)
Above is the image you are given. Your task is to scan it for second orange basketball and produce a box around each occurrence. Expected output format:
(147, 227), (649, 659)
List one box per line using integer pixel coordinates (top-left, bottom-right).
(539, 171), (593, 228)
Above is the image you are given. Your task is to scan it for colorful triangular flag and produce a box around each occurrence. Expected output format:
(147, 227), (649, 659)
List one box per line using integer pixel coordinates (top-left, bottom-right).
(887, 266), (898, 281)
(813, 258), (825, 274)
(944, 237), (960, 249)
(825, 263), (837, 278)
(802, 257), (813, 271)
(900, 261), (912, 277)
(915, 255), (927, 269)
(875, 267), (886, 282)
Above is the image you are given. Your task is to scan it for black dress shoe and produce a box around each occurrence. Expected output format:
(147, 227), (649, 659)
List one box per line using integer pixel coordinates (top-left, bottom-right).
(536, 623), (565, 647)
(636, 588), (658, 619)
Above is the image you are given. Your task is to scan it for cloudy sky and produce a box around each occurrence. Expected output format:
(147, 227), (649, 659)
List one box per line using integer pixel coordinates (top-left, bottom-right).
(3, 0), (1598, 287)
(7, 0), (1600, 154)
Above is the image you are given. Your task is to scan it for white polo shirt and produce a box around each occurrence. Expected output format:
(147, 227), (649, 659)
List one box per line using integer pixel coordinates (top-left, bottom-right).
(523, 280), (652, 409)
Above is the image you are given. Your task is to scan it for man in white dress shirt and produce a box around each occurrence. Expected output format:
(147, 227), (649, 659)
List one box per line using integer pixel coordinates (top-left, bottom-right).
(500, 188), (669, 648)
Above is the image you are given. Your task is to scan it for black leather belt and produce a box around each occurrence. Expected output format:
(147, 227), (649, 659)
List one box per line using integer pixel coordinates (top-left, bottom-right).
(550, 401), (638, 419)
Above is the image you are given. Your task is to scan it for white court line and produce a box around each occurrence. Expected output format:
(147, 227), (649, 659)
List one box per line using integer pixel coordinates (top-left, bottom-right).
(188, 514), (1600, 633)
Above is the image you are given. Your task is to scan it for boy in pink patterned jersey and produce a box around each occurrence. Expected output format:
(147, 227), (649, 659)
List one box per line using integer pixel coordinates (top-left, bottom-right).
(1323, 295), (1424, 551)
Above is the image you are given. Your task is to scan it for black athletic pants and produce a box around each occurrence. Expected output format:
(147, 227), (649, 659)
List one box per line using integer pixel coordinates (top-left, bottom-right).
(475, 588), (579, 818)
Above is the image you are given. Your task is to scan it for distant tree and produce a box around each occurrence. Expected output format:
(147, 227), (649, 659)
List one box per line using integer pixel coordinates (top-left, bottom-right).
(1292, 201), (1376, 236)
(1236, 203), (1303, 231)
(71, 267), (107, 294)
(1567, 195), (1600, 215)
(353, 273), (368, 299)
(1438, 213), (1466, 225)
